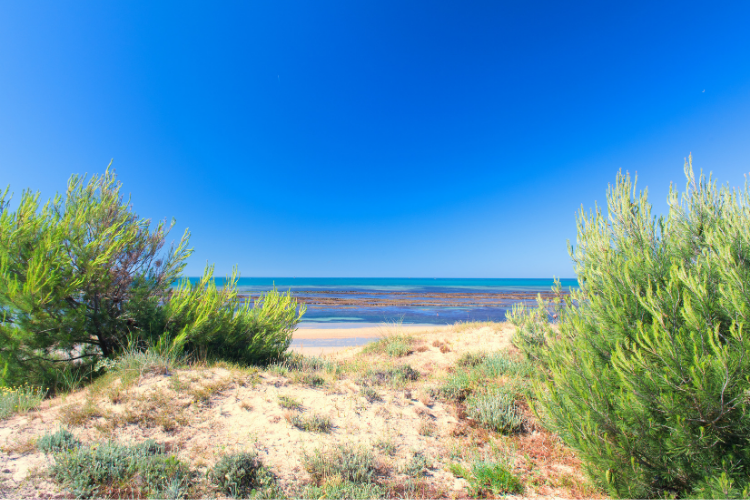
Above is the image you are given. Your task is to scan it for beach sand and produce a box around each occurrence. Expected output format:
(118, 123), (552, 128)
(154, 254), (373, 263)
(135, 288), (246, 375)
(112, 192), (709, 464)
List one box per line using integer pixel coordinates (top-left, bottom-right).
(290, 323), (450, 355)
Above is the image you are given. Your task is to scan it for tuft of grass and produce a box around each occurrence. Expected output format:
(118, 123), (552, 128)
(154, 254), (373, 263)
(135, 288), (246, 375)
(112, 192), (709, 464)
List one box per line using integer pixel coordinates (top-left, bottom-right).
(0, 384), (45, 419)
(301, 481), (385, 499)
(465, 389), (523, 434)
(287, 412), (332, 433)
(289, 372), (326, 387)
(48, 439), (192, 498)
(59, 398), (104, 426)
(363, 334), (414, 358)
(37, 428), (81, 454)
(209, 451), (280, 498)
(359, 364), (420, 388)
(302, 444), (379, 486)
(188, 377), (233, 405)
(360, 386), (382, 403)
(374, 436), (396, 457)
(474, 353), (532, 379)
(122, 389), (189, 432)
(278, 395), (302, 410)
(456, 351), (486, 368)
(418, 419), (437, 437)
(439, 371), (476, 401)
(449, 459), (523, 497)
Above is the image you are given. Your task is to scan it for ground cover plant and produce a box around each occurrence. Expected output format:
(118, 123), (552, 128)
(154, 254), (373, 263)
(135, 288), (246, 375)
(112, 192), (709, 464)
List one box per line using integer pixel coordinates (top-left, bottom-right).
(509, 157), (750, 498)
(209, 451), (280, 498)
(40, 435), (192, 498)
(0, 169), (304, 390)
(0, 384), (45, 419)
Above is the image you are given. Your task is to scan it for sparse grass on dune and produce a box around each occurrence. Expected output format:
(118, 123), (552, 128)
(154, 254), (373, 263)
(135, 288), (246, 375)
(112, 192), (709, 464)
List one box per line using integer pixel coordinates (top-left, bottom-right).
(0, 321), (599, 499)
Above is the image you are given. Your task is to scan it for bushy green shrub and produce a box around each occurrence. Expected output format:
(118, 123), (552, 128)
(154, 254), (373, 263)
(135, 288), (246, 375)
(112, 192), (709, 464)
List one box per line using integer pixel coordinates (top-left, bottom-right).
(0, 169), (304, 388)
(511, 157), (750, 498)
(37, 428), (80, 453)
(465, 389), (523, 433)
(209, 451), (279, 498)
(48, 439), (191, 498)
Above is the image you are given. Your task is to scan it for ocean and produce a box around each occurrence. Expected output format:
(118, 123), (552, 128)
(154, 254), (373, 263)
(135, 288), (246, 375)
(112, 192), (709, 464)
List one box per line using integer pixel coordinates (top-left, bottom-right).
(190, 277), (577, 326)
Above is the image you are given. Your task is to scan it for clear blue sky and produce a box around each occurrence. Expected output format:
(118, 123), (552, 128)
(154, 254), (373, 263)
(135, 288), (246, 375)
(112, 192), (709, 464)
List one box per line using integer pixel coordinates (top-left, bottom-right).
(1, 1), (749, 278)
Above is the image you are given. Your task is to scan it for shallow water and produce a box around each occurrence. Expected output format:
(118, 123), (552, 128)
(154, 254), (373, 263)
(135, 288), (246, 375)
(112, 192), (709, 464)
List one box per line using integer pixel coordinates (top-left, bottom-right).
(188, 277), (576, 325)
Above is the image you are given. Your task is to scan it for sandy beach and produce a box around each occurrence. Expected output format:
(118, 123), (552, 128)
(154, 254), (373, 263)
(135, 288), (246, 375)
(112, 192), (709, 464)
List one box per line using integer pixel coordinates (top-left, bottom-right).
(290, 323), (450, 355)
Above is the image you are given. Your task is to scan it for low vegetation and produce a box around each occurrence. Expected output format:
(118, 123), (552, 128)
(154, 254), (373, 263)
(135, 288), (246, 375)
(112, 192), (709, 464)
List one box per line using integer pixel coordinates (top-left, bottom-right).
(0, 385), (45, 419)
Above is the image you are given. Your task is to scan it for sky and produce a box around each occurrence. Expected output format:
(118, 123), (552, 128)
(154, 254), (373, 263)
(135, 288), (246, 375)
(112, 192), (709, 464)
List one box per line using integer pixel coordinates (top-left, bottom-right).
(1, 1), (750, 278)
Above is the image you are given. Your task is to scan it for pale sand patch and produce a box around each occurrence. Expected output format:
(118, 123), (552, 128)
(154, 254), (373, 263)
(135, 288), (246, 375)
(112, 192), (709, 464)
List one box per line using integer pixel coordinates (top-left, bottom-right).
(293, 324), (448, 340)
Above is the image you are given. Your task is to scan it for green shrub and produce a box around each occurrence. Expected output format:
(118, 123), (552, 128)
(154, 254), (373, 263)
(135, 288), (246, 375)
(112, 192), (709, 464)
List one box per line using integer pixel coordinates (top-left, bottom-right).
(0, 169), (304, 388)
(0, 385), (44, 419)
(288, 412), (332, 433)
(302, 444), (378, 485)
(450, 460), (522, 497)
(511, 158), (750, 498)
(37, 428), (80, 454)
(209, 451), (279, 498)
(465, 389), (523, 433)
(439, 370), (476, 401)
(49, 439), (191, 498)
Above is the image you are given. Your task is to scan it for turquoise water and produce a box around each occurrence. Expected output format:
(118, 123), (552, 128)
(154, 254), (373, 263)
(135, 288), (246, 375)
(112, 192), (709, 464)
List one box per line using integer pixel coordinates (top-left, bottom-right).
(190, 277), (577, 293)
(187, 277), (576, 325)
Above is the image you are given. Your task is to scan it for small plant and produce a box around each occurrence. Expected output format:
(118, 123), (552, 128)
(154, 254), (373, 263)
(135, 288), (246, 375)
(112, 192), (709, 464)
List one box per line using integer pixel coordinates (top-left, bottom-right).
(449, 459), (522, 497)
(49, 439), (191, 498)
(465, 389), (523, 433)
(209, 451), (279, 498)
(439, 371), (476, 401)
(278, 395), (302, 410)
(360, 387), (382, 403)
(302, 444), (378, 485)
(456, 352), (486, 368)
(404, 452), (430, 478)
(359, 364), (419, 387)
(473, 353), (531, 378)
(37, 428), (80, 454)
(288, 412), (332, 433)
(374, 437), (396, 456)
(0, 385), (45, 419)
(418, 419), (437, 437)
(362, 328), (414, 358)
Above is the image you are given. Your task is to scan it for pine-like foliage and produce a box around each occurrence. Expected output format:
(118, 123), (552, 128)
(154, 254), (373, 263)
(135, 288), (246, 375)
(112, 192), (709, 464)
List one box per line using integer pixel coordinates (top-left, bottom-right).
(0, 168), (304, 387)
(510, 156), (750, 498)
